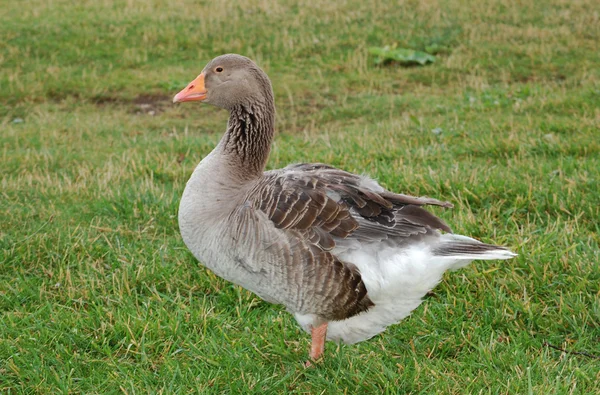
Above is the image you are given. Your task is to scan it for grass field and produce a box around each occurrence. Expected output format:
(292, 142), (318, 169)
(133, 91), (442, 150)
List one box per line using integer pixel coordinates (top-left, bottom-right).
(1, 0), (599, 393)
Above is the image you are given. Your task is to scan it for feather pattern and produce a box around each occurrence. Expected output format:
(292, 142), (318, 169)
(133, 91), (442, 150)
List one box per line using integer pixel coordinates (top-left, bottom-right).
(248, 163), (453, 245)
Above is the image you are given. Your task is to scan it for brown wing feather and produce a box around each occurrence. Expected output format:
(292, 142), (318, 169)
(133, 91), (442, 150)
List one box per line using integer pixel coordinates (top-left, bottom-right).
(244, 163), (453, 320)
(268, 163), (453, 240)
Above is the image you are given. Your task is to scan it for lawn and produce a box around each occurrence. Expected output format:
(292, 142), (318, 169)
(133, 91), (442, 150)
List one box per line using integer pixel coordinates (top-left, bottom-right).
(1, 0), (599, 393)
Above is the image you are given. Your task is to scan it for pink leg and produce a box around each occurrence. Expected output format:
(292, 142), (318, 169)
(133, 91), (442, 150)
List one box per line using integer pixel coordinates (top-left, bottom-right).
(309, 322), (328, 361)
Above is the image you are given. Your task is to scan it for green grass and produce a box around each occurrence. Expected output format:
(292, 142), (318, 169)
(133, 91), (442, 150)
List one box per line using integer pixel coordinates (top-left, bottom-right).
(1, 0), (599, 393)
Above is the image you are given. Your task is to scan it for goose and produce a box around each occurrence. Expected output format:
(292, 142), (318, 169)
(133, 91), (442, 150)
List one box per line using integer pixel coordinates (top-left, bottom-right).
(173, 54), (516, 363)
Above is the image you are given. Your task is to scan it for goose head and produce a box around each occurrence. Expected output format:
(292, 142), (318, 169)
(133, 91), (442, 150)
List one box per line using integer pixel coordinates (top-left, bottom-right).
(173, 54), (273, 111)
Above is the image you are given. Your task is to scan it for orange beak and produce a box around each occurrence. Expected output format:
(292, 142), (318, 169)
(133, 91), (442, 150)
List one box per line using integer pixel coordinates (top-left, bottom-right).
(173, 73), (207, 103)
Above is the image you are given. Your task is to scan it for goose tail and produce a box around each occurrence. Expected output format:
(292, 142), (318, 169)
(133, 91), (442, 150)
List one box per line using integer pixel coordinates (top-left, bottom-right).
(432, 233), (517, 265)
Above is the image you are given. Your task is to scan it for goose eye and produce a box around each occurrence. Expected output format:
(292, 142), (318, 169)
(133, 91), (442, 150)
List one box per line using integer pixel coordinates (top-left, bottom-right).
(215, 67), (224, 73)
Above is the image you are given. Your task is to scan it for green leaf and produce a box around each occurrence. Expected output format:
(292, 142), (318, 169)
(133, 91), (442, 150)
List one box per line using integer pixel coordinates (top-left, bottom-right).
(368, 46), (436, 66)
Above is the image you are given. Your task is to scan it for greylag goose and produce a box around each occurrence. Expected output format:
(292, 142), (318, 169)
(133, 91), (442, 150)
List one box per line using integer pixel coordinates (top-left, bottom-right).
(173, 54), (516, 363)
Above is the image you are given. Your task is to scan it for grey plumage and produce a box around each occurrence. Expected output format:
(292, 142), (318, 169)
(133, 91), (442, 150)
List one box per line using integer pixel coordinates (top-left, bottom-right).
(175, 54), (516, 356)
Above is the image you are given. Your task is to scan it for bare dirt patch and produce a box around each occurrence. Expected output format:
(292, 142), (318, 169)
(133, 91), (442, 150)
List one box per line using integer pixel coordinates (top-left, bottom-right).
(132, 94), (171, 115)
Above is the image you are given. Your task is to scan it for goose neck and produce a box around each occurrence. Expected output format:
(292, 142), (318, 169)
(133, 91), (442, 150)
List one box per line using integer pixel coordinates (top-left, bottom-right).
(219, 101), (275, 179)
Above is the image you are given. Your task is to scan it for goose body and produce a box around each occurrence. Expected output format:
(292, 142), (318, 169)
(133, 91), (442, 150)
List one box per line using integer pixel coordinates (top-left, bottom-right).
(174, 54), (516, 360)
